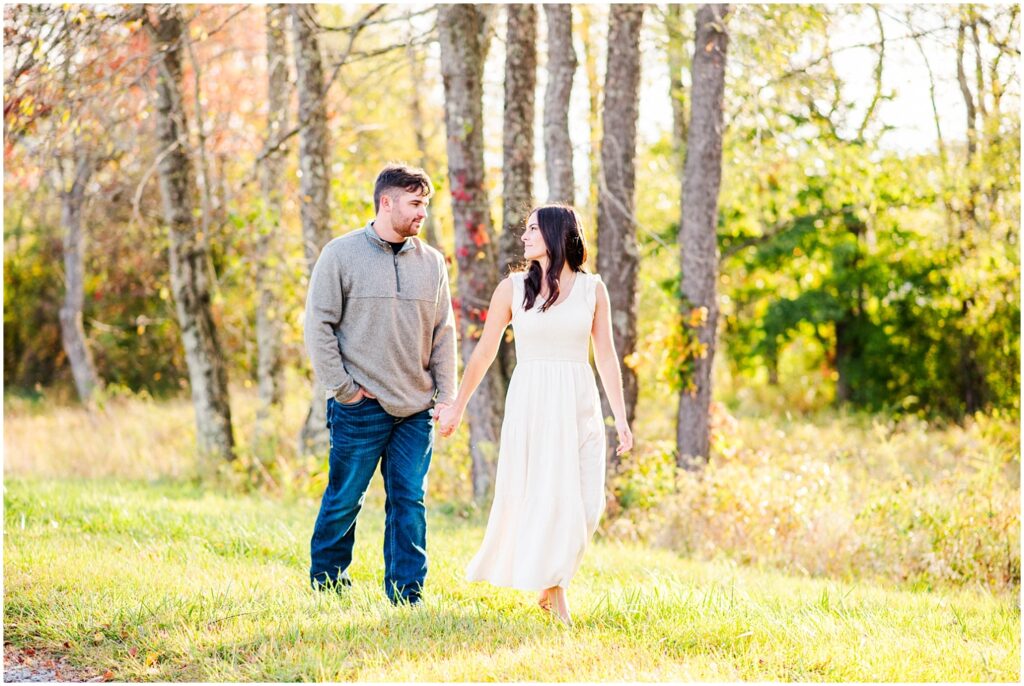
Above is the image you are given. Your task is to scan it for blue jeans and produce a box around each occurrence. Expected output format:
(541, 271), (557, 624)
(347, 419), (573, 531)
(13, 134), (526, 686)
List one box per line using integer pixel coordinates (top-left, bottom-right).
(309, 397), (434, 604)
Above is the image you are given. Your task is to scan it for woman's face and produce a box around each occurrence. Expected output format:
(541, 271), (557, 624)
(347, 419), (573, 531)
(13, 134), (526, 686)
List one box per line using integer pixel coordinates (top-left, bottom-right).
(521, 212), (547, 261)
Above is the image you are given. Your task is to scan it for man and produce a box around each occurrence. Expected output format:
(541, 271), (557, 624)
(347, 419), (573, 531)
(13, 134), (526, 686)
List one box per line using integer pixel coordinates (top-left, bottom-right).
(304, 163), (456, 605)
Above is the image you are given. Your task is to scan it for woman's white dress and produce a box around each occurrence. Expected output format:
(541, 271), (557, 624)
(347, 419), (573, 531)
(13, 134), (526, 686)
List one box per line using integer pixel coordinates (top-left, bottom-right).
(465, 271), (606, 590)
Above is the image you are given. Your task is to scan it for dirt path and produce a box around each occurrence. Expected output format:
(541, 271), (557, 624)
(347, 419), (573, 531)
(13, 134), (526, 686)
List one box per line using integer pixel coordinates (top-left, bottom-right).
(3, 645), (109, 683)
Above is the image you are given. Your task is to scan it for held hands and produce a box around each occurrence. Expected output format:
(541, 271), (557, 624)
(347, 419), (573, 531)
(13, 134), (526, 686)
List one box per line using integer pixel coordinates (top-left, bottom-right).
(615, 417), (634, 456)
(433, 401), (463, 438)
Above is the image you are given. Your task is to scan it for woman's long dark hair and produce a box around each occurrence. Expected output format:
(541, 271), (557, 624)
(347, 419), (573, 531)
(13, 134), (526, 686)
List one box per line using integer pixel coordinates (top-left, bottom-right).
(521, 205), (588, 312)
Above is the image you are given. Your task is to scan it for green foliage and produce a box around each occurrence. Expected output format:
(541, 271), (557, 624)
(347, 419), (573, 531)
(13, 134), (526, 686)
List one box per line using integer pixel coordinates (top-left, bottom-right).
(3, 225), (65, 389)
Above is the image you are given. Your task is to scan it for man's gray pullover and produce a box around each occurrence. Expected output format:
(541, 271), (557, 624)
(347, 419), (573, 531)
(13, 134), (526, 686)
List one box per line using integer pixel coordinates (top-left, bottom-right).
(303, 221), (457, 417)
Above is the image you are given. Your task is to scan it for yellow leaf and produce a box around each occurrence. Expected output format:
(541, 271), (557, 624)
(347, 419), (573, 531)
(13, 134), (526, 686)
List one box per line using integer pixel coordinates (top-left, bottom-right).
(145, 652), (159, 667)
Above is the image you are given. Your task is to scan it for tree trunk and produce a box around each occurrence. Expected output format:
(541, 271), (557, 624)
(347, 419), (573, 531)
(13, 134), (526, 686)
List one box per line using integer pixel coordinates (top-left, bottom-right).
(147, 4), (234, 461)
(292, 4), (332, 455)
(438, 4), (506, 503)
(665, 4), (690, 174)
(406, 42), (440, 247)
(256, 3), (289, 435)
(500, 3), (536, 275)
(58, 152), (101, 404)
(596, 4), (644, 474)
(580, 5), (602, 231)
(543, 4), (576, 205)
(499, 4), (537, 383)
(677, 4), (729, 471)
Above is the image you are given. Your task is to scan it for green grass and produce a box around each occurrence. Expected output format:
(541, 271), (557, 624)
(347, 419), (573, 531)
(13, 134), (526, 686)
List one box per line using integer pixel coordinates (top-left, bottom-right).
(4, 477), (1019, 681)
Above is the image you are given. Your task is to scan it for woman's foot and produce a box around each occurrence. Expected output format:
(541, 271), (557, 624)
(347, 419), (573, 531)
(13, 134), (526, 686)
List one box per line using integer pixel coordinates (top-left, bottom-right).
(547, 586), (572, 626)
(537, 588), (553, 612)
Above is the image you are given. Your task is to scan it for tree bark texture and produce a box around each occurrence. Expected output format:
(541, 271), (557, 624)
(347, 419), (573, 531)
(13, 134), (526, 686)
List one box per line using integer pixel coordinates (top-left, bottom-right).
(148, 4), (235, 461)
(58, 152), (101, 404)
(292, 4), (332, 455)
(498, 4), (537, 384)
(677, 4), (729, 470)
(543, 4), (576, 205)
(596, 4), (644, 473)
(256, 3), (290, 426)
(500, 3), (536, 276)
(438, 4), (506, 502)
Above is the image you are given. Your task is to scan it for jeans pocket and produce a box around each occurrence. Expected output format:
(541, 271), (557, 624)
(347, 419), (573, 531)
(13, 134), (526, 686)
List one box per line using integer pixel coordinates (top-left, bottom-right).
(337, 396), (370, 409)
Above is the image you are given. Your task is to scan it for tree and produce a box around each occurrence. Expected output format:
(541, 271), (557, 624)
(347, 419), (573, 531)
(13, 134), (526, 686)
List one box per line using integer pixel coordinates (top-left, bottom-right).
(291, 4), (332, 455)
(500, 3), (536, 276)
(677, 4), (729, 469)
(543, 4), (576, 205)
(438, 4), (506, 502)
(255, 3), (290, 436)
(664, 4), (691, 175)
(579, 5), (603, 232)
(405, 40), (441, 248)
(499, 4), (537, 383)
(596, 4), (644, 472)
(56, 150), (102, 404)
(143, 4), (235, 460)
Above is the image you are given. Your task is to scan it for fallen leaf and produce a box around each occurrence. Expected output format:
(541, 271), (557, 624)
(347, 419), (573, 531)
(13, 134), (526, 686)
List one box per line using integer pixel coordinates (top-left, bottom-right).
(128, 646), (138, 658)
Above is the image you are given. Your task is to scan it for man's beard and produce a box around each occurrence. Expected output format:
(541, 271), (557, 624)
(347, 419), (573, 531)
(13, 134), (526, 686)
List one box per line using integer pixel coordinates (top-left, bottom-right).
(393, 212), (421, 238)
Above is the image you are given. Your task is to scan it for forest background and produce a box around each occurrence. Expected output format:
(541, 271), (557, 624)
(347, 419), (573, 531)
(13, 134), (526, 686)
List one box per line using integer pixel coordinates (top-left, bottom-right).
(2, 3), (1020, 681)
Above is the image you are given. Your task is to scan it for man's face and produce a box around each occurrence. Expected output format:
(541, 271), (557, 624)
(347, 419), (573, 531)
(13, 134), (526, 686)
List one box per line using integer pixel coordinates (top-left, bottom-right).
(385, 189), (429, 238)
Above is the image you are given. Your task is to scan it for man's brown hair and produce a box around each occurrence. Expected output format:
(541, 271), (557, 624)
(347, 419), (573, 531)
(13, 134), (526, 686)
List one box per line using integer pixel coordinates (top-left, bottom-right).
(374, 163), (434, 213)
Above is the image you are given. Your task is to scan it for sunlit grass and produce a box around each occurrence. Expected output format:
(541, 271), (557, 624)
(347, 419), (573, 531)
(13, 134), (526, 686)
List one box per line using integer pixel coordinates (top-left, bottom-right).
(4, 385), (1021, 680)
(4, 478), (1019, 681)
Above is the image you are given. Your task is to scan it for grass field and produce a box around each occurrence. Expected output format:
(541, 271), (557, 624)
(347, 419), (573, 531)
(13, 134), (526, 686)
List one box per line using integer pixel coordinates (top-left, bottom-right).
(3, 389), (1020, 681)
(3, 476), (1019, 681)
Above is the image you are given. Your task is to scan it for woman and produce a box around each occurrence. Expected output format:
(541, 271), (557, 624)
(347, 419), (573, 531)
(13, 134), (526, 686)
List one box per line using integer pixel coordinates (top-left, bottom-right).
(435, 205), (633, 625)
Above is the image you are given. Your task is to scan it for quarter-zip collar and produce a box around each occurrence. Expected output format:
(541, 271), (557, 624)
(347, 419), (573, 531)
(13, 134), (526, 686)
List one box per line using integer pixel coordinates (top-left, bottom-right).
(364, 221), (417, 255)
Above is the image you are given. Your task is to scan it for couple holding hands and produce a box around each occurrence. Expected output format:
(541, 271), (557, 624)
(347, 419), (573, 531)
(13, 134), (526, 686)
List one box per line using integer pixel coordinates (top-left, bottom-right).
(304, 164), (632, 625)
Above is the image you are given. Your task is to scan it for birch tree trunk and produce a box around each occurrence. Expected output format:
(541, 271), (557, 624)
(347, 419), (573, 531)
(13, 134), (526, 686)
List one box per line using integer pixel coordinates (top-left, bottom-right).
(677, 4), (729, 470)
(596, 4), (644, 473)
(292, 4), (332, 455)
(543, 4), (576, 205)
(57, 152), (101, 404)
(438, 4), (506, 502)
(256, 3), (289, 435)
(146, 4), (235, 461)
